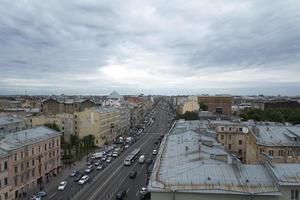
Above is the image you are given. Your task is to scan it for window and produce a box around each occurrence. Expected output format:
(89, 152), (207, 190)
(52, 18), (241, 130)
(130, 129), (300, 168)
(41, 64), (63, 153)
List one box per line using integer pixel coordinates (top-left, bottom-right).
(291, 190), (299, 200)
(269, 150), (274, 156)
(288, 150), (293, 157)
(21, 164), (24, 171)
(221, 127), (224, 131)
(44, 144), (47, 151)
(228, 144), (232, 150)
(239, 127), (243, 132)
(4, 161), (8, 170)
(31, 148), (34, 155)
(21, 151), (23, 159)
(238, 149), (242, 155)
(14, 154), (17, 161)
(221, 135), (224, 140)
(27, 162), (29, 168)
(229, 135), (231, 140)
(56, 140), (59, 146)
(32, 159), (35, 166)
(14, 166), (18, 173)
(239, 140), (242, 145)
(4, 178), (8, 186)
(38, 146), (41, 152)
(229, 127), (232, 131)
(279, 150), (284, 157)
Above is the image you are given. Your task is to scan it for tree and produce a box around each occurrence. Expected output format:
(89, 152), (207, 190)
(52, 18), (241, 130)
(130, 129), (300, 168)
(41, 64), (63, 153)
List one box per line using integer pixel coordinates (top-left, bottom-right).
(199, 102), (208, 111)
(176, 111), (199, 120)
(44, 122), (60, 131)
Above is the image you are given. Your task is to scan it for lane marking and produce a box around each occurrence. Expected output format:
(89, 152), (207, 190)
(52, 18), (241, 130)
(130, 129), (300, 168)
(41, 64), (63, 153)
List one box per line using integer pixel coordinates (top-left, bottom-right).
(87, 135), (154, 200)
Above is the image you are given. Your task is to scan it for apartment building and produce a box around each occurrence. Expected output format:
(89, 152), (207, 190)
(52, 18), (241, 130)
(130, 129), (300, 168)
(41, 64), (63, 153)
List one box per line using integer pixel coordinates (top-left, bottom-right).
(209, 120), (249, 163)
(26, 114), (74, 142)
(41, 98), (95, 115)
(198, 96), (233, 115)
(117, 106), (131, 135)
(74, 108), (120, 146)
(246, 124), (300, 164)
(177, 99), (199, 114)
(0, 116), (26, 136)
(0, 126), (61, 199)
(149, 120), (300, 200)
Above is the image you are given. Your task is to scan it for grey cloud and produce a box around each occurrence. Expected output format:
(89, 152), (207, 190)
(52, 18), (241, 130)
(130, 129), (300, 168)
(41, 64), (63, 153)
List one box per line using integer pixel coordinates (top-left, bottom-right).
(0, 0), (300, 95)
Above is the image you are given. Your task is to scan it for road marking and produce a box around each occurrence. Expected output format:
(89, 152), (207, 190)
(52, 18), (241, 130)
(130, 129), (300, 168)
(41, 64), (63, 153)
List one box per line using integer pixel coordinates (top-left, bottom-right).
(87, 135), (154, 200)
(126, 188), (130, 193)
(136, 190), (139, 196)
(48, 192), (57, 199)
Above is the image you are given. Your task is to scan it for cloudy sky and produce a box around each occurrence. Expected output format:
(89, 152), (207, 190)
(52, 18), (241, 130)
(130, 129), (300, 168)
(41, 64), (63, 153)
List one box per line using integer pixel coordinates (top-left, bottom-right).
(0, 0), (300, 95)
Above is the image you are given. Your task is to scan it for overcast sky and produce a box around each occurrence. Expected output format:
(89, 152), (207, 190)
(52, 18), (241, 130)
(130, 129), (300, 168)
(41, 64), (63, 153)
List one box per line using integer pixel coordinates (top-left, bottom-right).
(1, 0), (300, 96)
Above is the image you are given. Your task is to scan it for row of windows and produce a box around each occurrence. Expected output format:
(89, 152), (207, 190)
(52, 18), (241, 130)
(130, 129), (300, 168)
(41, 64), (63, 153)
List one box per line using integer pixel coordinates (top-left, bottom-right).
(14, 140), (59, 161)
(260, 149), (299, 157)
(220, 135), (243, 145)
(219, 127), (244, 132)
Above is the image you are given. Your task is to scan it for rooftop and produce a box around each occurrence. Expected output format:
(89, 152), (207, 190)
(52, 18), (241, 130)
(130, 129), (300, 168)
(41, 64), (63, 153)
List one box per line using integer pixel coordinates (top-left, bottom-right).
(149, 121), (280, 196)
(269, 163), (300, 186)
(0, 116), (23, 126)
(0, 126), (60, 151)
(253, 125), (300, 146)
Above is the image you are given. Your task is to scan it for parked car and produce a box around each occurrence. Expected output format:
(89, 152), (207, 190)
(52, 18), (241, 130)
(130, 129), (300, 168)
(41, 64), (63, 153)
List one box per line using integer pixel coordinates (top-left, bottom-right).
(94, 160), (101, 166)
(146, 158), (153, 165)
(124, 144), (130, 149)
(129, 170), (137, 179)
(30, 195), (41, 200)
(36, 191), (47, 198)
(74, 173), (83, 182)
(152, 149), (158, 155)
(58, 181), (67, 191)
(138, 155), (146, 164)
(106, 157), (112, 163)
(86, 160), (94, 166)
(78, 175), (89, 185)
(116, 190), (126, 200)
(97, 164), (104, 170)
(101, 156), (107, 161)
(70, 170), (79, 177)
(85, 165), (94, 173)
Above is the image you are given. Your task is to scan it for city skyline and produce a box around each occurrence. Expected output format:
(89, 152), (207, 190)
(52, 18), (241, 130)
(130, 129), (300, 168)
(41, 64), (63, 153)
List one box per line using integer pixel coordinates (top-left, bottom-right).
(1, 0), (300, 95)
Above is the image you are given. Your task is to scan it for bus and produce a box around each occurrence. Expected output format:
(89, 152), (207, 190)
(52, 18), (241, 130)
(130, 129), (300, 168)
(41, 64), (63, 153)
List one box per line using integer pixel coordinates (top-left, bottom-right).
(124, 148), (141, 166)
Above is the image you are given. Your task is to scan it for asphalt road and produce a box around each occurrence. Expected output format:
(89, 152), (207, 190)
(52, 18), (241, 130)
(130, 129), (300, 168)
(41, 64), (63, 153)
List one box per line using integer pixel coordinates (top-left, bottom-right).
(45, 100), (173, 200)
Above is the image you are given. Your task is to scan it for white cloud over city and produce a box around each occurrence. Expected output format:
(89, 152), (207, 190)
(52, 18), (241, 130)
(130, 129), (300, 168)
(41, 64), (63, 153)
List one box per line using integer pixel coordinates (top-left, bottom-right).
(0, 0), (300, 95)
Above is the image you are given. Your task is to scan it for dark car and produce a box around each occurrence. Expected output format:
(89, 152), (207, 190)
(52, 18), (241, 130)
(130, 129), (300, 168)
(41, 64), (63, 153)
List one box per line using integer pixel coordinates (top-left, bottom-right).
(74, 173), (83, 182)
(146, 158), (152, 165)
(140, 187), (150, 199)
(116, 190), (126, 200)
(129, 170), (137, 178)
(70, 170), (79, 177)
(154, 141), (159, 145)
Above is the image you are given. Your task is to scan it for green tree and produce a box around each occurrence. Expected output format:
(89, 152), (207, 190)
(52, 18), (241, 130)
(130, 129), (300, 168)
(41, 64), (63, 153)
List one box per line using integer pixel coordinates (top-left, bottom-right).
(199, 102), (208, 111)
(44, 122), (60, 131)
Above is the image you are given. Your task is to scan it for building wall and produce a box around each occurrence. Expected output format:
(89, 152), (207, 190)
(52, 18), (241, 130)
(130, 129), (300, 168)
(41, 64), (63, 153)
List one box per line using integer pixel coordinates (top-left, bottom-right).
(75, 109), (120, 147)
(8, 135), (61, 199)
(0, 156), (10, 200)
(151, 192), (280, 200)
(211, 123), (247, 163)
(178, 100), (199, 114)
(198, 96), (232, 115)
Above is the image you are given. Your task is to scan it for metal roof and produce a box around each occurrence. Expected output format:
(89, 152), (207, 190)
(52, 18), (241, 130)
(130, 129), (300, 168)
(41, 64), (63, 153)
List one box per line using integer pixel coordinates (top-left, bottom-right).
(149, 121), (280, 196)
(269, 164), (300, 186)
(0, 126), (60, 151)
(254, 125), (300, 146)
(0, 116), (23, 126)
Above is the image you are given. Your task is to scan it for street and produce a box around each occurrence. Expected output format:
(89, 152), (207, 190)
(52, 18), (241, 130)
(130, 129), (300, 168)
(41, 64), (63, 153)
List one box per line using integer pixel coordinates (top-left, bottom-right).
(44, 100), (172, 200)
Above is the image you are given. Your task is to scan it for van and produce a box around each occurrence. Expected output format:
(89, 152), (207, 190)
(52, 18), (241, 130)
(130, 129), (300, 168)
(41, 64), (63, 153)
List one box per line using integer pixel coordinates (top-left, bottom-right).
(138, 155), (145, 164)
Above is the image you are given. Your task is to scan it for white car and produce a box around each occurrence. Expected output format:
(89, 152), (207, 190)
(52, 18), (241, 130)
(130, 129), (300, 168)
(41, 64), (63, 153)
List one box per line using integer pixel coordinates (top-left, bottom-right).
(124, 144), (130, 149)
(58, 181), (67, 191)
(152, 149), (158, 155)
(78, 175), (89, 185)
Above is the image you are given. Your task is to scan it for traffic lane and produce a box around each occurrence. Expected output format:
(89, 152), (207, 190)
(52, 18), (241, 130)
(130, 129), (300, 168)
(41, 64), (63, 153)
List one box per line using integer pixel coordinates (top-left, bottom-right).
(49, 134), (150, 200)
(88, 133), (157, 200)
(75, 133), (155, 200)
(112, 131), (161, 200)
